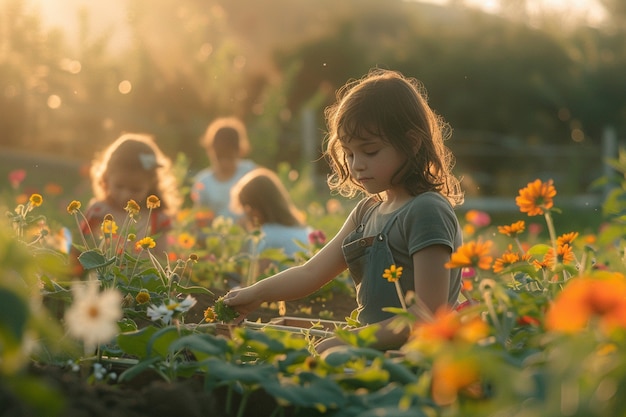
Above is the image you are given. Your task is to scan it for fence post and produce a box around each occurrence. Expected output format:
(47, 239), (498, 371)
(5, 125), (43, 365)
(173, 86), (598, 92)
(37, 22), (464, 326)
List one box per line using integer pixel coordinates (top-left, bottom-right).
(602, 125), (618, 199)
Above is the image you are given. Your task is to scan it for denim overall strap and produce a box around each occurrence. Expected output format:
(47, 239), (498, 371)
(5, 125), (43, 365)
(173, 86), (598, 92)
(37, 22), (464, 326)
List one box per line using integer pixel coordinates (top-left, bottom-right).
(343, 202), (411, 325)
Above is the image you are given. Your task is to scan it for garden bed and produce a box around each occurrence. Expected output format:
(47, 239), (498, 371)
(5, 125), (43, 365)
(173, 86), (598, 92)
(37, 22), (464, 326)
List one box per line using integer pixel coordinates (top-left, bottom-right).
(1, 289), (357, 417)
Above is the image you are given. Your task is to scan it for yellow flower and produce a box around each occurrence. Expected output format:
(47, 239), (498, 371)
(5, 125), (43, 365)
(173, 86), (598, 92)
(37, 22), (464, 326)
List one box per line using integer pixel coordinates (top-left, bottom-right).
(29, 193), (43, 207)
(382, 264), (403, 282)
(125, 199), (141, 216)
(515, 179), (556, 216)
(67, 200), (81, 214)
(101, 218), (118, 235)
(135, 290), (151, 304)
(445, 239), (493, 270)
(136, 237), (156, 250)
(146, 195), (161, 209)
(497, 220), (525, 237)
(203, 307), (216, 323)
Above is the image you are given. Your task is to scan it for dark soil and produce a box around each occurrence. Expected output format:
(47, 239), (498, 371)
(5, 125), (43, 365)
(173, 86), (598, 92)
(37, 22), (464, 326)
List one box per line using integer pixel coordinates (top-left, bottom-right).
(1, 289), (357, 417)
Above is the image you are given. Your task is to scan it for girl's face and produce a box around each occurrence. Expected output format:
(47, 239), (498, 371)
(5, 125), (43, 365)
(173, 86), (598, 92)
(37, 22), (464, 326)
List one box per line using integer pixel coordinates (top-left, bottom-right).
(103, 170), (154, 209)
(341, 132), (407, 195)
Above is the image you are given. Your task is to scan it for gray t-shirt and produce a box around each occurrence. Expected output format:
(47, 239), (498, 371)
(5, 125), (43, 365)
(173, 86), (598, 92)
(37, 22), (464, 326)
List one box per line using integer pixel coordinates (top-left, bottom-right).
(354, 192), (462, 306)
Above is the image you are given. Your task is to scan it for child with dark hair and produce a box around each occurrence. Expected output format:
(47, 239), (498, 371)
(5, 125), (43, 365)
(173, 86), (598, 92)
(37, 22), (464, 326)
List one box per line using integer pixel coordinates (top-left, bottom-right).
(223, 69), (464, 354)
(191, 117), (257, 222)
(230, 167), (312, 275)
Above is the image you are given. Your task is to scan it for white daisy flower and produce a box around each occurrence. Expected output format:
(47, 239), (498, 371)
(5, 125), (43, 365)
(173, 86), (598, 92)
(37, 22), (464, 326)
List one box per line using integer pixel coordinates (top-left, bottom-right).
(64, 280), (123, 353)
(146, 303), (175, 324)
(175, 295), (197, 312)
(146, 295), (197, 325)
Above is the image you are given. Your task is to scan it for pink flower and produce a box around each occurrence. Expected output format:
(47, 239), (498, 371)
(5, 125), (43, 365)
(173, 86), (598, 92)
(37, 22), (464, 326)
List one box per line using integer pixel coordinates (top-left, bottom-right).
(528, 223), (543, 237)
(461, 267), (476, 279)
(9, 169), (26, 189)
(308, 230), (327, 245)
(465, 210), (491, 228)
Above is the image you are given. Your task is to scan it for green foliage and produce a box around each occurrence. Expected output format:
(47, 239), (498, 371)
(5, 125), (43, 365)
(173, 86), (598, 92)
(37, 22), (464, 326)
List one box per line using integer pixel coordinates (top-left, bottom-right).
(213, 296), (240, 323)
(2, 0), (625, 198)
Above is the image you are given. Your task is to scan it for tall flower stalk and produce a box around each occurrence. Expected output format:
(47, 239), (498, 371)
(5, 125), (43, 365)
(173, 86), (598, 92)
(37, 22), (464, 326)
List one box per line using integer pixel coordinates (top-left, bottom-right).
(66, 200), (98, 249)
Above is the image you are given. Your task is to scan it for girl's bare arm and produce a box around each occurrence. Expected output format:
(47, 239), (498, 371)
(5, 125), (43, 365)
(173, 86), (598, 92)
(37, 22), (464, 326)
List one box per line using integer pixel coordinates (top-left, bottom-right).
(223, 213), (358, 321)
(316, 244), (451, 353)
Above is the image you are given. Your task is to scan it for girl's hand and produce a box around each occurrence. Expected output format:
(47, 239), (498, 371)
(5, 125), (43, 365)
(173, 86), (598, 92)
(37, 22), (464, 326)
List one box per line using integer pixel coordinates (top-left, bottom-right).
(222, 287), (263, 324)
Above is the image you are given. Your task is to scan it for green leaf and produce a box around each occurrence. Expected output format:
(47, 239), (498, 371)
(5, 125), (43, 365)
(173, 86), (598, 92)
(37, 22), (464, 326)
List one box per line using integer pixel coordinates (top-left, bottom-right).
(200, 357), (276, 385)
(263, 372), (346, 409)
(78, 249), (115, 269)
(323, 347), (384, 367)
(117, 326), (184, 359)
(172, 282), (214, 296)
(0, 288), (29, 342)
(168, 333), (232, 361)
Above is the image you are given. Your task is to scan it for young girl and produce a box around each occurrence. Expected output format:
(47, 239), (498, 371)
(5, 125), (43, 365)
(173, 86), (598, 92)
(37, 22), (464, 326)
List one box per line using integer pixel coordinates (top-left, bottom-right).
(230, 167), (312, 276)
(191, 117), (257, 222)
(223, 69), (464, 354)
(80, 133), (181, 253)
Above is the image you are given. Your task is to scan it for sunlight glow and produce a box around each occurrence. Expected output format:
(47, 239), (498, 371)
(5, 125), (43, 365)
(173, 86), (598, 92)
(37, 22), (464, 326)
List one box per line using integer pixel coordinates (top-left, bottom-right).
(419, 0), (607, 26)
(118, 80), (132, 94)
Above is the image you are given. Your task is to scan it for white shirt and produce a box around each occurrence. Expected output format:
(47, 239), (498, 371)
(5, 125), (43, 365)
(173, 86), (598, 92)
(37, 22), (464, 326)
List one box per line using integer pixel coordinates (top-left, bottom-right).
(191, 159), (256, 220)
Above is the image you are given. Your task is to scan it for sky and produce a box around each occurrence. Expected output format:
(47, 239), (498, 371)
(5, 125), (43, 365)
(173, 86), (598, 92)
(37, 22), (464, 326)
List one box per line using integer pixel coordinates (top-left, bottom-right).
(27, 0), (608, 48)
(426, 0), (608, 25)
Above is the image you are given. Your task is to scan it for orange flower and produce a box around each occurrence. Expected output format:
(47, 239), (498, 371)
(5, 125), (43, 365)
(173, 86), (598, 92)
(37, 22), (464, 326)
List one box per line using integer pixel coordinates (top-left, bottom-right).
(406, 308), (489, 351)
(497, 220), (525, 237)
(431, 354), (482, 406)
(515, 179), (556, 216)
(532, 258), (551, 271)
(493, 251), (521, 273)
(543, 244), (575, 268)
(465, 210), (491, 227)
(546, 273), (626, 334)
(146, 195), (161, 209)
(445, 239), (493, 270)
(194, 210), (214, 228)
(44, 182), (63, 196)
(382, 264), (403, 282)
(557, 232), (579, 247)
(177, 232), (196, 249)
(462, 278), (473, 291)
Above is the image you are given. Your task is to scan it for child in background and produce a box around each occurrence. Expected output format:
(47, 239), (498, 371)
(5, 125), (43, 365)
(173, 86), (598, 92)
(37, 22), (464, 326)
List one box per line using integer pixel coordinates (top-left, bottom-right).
(230, 167), (312, 277)
(223, 69), (464, 354)
(80, 133), (181, 252)
(191, 117), (257, 222)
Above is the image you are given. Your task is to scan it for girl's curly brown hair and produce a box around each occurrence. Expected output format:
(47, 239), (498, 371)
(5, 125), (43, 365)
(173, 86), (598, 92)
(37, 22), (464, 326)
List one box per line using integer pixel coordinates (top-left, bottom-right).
(323, 68), (463, 207)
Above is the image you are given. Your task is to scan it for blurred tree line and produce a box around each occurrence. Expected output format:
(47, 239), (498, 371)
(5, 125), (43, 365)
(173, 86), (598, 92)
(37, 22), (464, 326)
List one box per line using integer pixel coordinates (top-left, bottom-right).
(1, 0), (625, 196)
